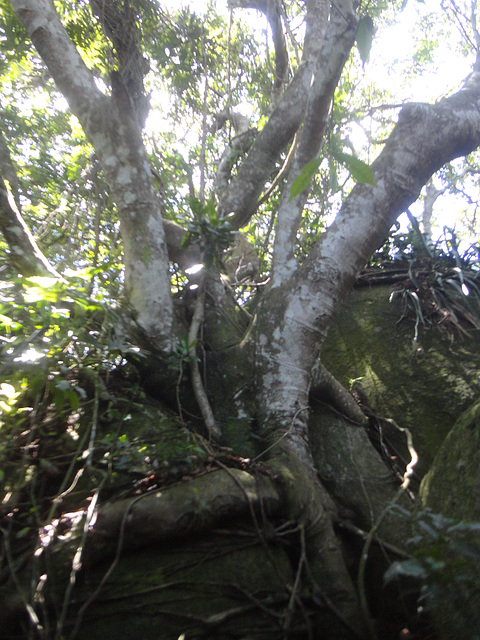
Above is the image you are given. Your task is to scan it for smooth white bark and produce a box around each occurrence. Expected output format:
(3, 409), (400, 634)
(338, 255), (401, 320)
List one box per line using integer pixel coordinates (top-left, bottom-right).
(10, 0), (174, 349)
(220, 0), (357, 228)
(272, 0), (358, 284)
(256, 63), (480, 462)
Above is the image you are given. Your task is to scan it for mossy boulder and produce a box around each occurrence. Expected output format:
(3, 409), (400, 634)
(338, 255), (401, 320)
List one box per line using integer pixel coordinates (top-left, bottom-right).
(419, 399), (480, 520)
(414, 400), (480, 640)
(322, 284), (480, 477)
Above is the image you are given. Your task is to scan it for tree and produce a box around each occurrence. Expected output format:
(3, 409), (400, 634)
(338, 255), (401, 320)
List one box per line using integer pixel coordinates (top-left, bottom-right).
(1, 1), (480, 639)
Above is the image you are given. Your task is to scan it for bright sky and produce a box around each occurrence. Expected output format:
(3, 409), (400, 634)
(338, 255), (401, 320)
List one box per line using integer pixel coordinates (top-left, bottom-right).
(173, 0), (472, 95)
(373, 2), (472, 99)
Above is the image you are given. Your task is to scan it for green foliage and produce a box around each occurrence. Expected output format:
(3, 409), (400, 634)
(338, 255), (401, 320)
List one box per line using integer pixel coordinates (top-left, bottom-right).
(0, 273), (119, 444)
(289, 149), (374, 201)
(62, 2), (110, 75)
(1, 90), (122, 289)
(0, 0), (30, 69)
(385, 508), (480, 638)
(0, 277), (115, 587)
(99, 419), (207, 478)
(0, 277), (109, 509)
(331, 149), (375, 185)
(2, 0), (476, 302)
(355, 15), (375, 65)
(170, 334), (198, 366)
(386, 228), (480, 337)
(182, 197), (234, 266)
(289, 158), (322, 200)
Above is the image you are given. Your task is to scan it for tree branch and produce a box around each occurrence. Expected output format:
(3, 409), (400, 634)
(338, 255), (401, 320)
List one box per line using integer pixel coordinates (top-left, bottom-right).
(303, 67), (480, 306)
(0, 126), (20, 208)
(229, 0), (289, 100)
(0, 176), (63, 279)
(89, 0), (150, 127)
(220, 0), (359, 229)
(271, 0), (358, 283)
(10, 0), (174, 349)
(254, 63), (480, 461)
(310, 362), (367, 425)
(188, 275), (221, 439)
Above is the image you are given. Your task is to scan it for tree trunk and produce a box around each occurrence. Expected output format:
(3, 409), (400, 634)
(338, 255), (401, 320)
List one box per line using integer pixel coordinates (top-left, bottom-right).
(3, 2), (480, 639)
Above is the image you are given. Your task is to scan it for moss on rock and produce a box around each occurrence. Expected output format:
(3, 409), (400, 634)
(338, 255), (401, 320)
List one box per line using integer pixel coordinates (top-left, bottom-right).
(322, 285), (480, 477)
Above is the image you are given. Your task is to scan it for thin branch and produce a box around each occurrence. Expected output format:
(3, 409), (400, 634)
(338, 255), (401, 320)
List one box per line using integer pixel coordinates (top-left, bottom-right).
(443, 0), (478, 51)
(281, 0), (301, 72)
(199, 30), (210, 204)
(229, 0), (289, 100)
(188, 275), (221, 438)
(0, 177), (64, 279)
(0, 125), (20, 208)
(257, 134), (298, 208)
(89, 0), (150, 127)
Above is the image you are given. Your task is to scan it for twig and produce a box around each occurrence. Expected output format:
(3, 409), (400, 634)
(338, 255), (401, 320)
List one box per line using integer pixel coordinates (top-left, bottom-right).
(336, 520), (410, 559)
(69, 490), (154, 640)
(357, 419), (418, 640)
(252, 406), (309, 462)
(283, 524), (311, 640)
(55, 488), (101, 640)
(199, 32), (209, 205)
(188, 275), (220, 438)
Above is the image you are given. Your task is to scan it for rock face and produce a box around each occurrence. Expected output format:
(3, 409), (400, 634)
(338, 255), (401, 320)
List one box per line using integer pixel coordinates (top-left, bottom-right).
(419, 399), (480, 520)
(3, 283), (479, 640)
(323, 283), (480, 640)
(416, 400), (480, 640)
(322, 284), (480, 478)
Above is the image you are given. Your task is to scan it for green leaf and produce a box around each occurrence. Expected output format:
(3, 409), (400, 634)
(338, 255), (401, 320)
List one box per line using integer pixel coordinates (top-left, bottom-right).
(418, 519), (439, 539)
(68, 389), (80, 412)
(25, 276), (58, 288)
(189, 196), (205, 217)
(0, 313), (14, 326)
(328, 157), (339, 192)
(333, 150), (375, 185)
(355, 16), (375, 66)
(289, 158), (322, 200)
(384, 559), (427, 584)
